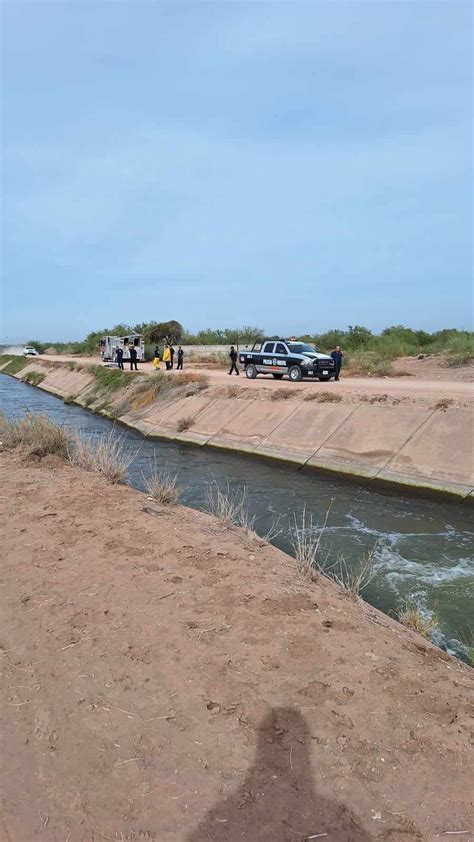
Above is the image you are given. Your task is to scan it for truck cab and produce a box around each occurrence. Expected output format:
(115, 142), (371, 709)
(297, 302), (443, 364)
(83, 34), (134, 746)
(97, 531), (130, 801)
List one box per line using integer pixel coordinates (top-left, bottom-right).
(239, 339), (336, 382)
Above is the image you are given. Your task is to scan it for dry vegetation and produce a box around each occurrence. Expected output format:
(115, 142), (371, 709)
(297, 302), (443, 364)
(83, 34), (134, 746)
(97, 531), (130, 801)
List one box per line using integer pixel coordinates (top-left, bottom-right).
(270, 388), (295, 401)
(398, 604), (438, 638)
(290, 503), (375, 597)
(68, 429), (138, 483)
(176, 416), (195, 432)
(142, 458), (181, 505)
(21, 371), (46, 387)
(0, 412), (70, 458)
(304, 391), (342, 403)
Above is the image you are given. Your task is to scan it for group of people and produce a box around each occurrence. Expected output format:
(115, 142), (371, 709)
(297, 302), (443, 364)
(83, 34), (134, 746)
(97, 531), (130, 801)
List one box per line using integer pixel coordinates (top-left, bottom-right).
(153, 344), (184, 371)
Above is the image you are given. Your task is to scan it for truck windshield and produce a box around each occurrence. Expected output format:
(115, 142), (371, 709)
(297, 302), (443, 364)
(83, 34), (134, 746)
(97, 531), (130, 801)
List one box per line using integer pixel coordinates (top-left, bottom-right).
(287, 342), (319, 354)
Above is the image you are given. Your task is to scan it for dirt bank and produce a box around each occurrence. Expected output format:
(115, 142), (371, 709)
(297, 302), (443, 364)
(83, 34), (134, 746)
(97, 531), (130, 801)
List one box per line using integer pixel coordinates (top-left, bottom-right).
(1, 451), (473, 841)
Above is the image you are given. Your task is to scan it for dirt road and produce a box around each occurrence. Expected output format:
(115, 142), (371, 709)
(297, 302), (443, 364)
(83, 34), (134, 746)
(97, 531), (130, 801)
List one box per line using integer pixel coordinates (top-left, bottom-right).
(1, 451), (473, 841)
(28, 353), (474, 401)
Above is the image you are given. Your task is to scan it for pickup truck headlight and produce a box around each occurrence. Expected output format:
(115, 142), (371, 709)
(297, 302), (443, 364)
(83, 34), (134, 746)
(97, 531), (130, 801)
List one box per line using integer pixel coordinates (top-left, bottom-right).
(302, 358), (313, 367)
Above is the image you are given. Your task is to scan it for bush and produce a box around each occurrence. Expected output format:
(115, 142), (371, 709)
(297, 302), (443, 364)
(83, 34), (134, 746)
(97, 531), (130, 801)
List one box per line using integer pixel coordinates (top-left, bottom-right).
(0, 412), (70, 458)
(176, 416), (194, 432)
(22, 371), (45, 386)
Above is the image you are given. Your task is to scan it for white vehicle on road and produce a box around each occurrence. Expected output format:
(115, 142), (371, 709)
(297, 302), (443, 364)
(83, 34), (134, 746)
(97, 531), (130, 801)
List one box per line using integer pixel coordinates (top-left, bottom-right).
(22, 346), (39, 356)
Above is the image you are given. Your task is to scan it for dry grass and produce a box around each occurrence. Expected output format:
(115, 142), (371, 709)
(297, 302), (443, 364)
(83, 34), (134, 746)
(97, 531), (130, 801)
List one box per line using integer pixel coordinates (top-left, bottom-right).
(290, 502), (375, 596)
(290, 504), (332, 580)
(434, 398), (453, 411)
(188, 352), (226, 369)
(142, 458), (181, 505)
(176, 416), (194, 432)
(238, 508), (282, 550)
(270, 388), (294, 401)
(322, 548), (376, 598)
(304, 391), (342, 403)
(0, 412), (70, 458)
(68, 429), (138, 483)
(206, 482), (248, 528)
(399, 604), (438, 638)
(227, 385), (240, 398)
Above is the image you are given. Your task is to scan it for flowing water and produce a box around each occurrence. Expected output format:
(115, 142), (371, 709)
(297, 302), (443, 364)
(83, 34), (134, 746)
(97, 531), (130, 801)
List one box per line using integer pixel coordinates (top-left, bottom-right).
(1, 374), (473, 661)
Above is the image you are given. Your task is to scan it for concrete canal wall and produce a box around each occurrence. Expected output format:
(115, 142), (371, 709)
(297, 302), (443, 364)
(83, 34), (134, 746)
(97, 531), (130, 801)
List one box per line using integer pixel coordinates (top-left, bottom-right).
(2, 358), (473, 501)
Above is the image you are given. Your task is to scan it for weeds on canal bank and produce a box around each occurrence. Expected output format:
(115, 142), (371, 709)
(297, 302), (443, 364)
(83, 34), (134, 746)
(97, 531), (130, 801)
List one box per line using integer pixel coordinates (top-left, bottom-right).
(22, 371), (46, 387)
(0, 412), (70, 458)
(68, 428), (138, 484)
(0, 355), (30, 375)
(290, 503), (375, 597)
(142, 458), (181, 505)
(398, 603), (438, 638)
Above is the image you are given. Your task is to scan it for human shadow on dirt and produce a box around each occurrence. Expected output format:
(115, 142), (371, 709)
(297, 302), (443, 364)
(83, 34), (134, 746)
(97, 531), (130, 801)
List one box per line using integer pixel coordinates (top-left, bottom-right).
(187, 705), (371, 841)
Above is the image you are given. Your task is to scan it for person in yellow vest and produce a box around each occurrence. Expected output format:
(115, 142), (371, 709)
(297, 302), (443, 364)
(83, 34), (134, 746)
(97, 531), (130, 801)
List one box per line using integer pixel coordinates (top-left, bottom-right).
(163, 345), (171, 370)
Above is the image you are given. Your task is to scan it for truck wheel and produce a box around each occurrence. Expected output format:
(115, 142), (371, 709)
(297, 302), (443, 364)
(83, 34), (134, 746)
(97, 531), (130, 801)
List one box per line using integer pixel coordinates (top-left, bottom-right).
(245, 364), (258, 379)
(272, 373), (284, 380)
(288, 365), (303, 382)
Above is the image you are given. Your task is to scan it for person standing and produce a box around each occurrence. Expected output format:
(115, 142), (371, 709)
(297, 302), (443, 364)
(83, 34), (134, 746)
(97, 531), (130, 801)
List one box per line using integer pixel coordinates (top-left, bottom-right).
(228, 345), (239, 375)
(177, 346), (184, 370)
(154, 345), (160, 360)
(331, 345), (343, 381)
(116, 346), (124, 370)
(129, 344), (138, 371)
(163, 345), (171, 370)
(170, 345), (175, 369)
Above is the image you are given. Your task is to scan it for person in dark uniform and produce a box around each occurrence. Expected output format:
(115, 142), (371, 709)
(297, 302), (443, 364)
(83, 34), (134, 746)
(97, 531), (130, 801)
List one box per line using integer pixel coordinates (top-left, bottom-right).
(116, 347), (124, 370)
(331, 345), (343, 381)
(228, 345), (239, 375)
(129, 344), (138, 371)
(170, 345), (175, 369)
(154, 346), (160, 360)
(177, 346), (184, 370)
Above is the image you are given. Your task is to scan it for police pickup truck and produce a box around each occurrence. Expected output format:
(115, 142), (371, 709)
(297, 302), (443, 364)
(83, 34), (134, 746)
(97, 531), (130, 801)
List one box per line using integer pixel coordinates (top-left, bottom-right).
(239, 339), (336, 382)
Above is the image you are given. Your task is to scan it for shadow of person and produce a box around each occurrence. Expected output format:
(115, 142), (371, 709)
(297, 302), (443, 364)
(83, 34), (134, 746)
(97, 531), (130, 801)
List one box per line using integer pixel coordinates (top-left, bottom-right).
(187, 706), (372, 841)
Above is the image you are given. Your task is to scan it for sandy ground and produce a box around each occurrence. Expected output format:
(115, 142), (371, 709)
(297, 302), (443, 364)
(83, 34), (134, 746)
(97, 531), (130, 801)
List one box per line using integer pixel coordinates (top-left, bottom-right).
(1, 451), (473, 842)
(20, 353), (474, 402)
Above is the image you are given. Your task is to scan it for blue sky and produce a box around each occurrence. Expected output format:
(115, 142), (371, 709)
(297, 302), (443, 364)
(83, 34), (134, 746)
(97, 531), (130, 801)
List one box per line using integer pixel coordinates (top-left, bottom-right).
(1, 0), (472, 342)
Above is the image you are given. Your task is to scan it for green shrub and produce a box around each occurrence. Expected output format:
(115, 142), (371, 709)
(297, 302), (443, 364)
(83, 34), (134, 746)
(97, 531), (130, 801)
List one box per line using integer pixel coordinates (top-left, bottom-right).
(22, 371), (45, 386)
(89, 365), (128, 393)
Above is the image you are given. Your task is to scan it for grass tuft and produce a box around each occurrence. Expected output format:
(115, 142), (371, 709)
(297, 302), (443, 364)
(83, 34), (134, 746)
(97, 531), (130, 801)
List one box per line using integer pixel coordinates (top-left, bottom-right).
(206, 482), (248, 528)
(68, 428), (138, 483)
(176, 416), (194, 432)
(398, 604), (438, 638)
(142, 458), (181, 505)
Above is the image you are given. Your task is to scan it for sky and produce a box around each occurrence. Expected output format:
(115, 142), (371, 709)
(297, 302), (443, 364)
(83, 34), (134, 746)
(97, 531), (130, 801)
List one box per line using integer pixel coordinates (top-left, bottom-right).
(1, 0), (472, 342)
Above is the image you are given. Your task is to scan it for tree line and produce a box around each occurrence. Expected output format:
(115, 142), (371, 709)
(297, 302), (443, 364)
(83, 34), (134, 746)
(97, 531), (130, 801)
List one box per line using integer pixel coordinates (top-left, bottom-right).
(27, 322), (472, 365)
